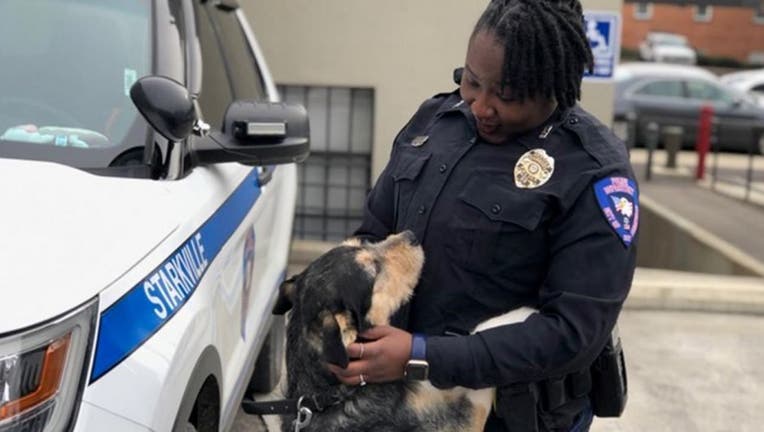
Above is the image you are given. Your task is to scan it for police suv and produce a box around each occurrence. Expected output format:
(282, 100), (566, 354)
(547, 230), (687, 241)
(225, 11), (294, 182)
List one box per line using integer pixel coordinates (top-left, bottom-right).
(0, 1), (307, 431)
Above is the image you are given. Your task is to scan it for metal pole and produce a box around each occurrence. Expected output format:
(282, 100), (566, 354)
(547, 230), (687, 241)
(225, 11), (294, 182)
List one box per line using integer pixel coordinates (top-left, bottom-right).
(695, 105), (713, 181)
(645, 121), (659, 182)
(626, 111), (638, 152)
(662, 125), (683, 169)
(745, 128), (758, 202)
(710, 117), (720, 190)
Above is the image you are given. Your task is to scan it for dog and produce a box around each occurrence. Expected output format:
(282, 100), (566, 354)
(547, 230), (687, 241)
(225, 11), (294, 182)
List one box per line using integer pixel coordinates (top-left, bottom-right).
(273, 231), (535, 431)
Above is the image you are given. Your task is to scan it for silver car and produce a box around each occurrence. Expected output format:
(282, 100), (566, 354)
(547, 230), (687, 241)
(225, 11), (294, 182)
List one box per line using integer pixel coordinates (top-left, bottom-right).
(613, 63), (764, 154)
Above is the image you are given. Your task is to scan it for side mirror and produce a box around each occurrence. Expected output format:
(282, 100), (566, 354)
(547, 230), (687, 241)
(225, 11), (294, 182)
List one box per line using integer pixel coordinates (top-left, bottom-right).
(130, 76), (196, 142)
(193, 101), (310, 166)
(131, 75), (310, 167)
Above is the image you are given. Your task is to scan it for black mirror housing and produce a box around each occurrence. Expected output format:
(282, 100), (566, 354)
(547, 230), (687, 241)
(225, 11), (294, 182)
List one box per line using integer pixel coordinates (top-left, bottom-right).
(192, 100), (310, 166)
(130, 76), (197, 143)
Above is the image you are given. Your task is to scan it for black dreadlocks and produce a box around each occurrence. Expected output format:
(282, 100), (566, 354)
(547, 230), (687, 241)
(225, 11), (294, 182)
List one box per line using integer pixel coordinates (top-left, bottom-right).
(473, 0), (594, 109)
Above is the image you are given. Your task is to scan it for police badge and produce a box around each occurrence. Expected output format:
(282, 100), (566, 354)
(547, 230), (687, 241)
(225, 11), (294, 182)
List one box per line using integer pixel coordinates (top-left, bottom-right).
(514, 149), (555, 189)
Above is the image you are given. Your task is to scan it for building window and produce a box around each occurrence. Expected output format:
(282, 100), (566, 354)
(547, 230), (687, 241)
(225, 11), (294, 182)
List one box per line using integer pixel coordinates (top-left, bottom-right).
(754, 5), (764, 25)
(634, 2), (653, 20)
(279, 85), (374, 242)
(693, 5), (713, 23)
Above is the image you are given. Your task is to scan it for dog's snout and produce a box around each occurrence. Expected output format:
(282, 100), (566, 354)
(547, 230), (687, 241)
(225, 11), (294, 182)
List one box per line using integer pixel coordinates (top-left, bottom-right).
(400, 230), (419, 246)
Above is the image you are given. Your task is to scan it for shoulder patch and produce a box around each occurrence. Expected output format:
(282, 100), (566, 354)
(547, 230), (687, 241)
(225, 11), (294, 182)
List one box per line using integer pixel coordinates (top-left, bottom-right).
(593, 177), (639, 247)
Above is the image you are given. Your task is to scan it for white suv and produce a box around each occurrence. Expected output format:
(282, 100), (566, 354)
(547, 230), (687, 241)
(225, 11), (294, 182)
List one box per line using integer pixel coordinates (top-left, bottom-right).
(639, 32), (697, 65)
(720, 68), (764, 108)
(0, 1), (307, 431)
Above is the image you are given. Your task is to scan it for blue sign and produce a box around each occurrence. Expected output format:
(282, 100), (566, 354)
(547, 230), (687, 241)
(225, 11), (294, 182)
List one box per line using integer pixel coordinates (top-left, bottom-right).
(584, 11), (621, 80)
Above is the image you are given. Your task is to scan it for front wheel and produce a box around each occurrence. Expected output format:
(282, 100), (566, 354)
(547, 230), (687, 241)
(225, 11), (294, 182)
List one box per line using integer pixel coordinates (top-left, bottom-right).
(178, 423), (197, 432)
(248, 316), (286, 394)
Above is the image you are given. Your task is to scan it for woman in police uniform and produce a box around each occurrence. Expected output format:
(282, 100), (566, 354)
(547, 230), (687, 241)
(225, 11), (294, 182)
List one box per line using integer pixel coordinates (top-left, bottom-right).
(328, 1), (638, 431)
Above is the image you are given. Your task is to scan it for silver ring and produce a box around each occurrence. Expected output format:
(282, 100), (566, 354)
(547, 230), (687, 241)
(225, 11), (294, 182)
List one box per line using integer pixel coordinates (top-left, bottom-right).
(359, 343), (365, 359)
(359, 374), (367, 386)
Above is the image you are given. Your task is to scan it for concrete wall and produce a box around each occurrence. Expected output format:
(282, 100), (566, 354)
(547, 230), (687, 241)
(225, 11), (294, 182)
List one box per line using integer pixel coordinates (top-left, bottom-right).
(638, 198), (764, 277)
(243, 0), (622, 180)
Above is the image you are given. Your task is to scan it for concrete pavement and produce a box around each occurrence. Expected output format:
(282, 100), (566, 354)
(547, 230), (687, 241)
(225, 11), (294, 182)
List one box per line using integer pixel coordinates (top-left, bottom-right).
(591, 309), (764, 432)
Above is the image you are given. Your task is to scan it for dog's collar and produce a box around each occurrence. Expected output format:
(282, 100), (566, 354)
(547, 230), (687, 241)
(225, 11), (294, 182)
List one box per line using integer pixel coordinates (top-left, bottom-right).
(242, 390), (352, 416)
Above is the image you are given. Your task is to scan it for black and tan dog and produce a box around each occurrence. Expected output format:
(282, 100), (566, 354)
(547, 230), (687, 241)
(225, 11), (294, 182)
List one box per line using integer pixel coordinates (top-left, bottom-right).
(273, 231), (534, 431)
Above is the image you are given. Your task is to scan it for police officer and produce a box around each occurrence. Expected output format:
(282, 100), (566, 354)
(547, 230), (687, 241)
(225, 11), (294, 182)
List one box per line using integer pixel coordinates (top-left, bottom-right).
(328, 1), (638, 430)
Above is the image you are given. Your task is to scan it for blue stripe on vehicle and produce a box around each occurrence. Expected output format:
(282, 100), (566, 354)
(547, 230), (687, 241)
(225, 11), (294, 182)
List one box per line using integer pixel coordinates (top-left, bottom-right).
(90, 169), (261, 383)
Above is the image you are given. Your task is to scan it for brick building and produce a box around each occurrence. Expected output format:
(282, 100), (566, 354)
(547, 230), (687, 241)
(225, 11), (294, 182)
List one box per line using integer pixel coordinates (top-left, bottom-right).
(622, 1), (764, 64)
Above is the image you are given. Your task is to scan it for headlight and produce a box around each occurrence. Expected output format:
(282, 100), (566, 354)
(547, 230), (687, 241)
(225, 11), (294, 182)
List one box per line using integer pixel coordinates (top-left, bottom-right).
(0, 298), (97, 432)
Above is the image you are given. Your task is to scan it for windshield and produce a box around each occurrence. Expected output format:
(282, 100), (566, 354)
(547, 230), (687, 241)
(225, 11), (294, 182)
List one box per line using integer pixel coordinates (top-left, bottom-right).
(0, 0), (151, 168)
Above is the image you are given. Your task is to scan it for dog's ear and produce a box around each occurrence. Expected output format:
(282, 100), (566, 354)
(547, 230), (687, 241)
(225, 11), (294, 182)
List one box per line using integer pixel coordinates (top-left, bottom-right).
(272, 275), (298, 315)
(318, 310), (350, 369)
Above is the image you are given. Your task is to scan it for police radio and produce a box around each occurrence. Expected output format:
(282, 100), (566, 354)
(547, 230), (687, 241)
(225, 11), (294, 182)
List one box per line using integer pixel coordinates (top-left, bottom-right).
(589, 324), (628, 417)
(453, 67), (464, 85)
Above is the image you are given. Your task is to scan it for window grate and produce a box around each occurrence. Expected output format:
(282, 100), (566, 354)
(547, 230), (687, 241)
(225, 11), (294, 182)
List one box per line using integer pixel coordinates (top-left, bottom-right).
(279, 85), (374, 242)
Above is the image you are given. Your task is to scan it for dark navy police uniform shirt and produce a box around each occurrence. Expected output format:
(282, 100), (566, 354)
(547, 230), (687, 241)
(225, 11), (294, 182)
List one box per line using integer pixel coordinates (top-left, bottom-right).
(355, 90), (639, 391)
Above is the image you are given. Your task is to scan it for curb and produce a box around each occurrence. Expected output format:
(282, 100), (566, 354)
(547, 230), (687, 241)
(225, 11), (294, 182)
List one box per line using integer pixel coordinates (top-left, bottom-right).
(627, 268), (764, 315)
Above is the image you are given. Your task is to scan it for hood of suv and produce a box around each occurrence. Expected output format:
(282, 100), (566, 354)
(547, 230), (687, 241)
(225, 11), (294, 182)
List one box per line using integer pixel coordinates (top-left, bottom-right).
(0, 158), (179, 333)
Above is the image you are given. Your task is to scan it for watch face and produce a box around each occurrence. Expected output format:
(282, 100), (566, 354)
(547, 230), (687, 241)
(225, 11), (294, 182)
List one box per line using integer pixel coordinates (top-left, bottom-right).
(405, 360), (429, 381)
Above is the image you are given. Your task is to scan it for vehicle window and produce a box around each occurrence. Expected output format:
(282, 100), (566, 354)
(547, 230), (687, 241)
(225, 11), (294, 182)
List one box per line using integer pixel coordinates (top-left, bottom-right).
(686, 80), (733, 103)
(634, 80), (684, 98)
(195, 5), (234, 129)
(650, 33), (687, 47)
(0, 0), (150, 151)
(207, 8), (266, 100)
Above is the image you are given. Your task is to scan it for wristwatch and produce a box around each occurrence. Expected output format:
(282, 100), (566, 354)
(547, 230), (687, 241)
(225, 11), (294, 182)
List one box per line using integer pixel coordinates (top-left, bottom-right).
(404, 333), (429, 381)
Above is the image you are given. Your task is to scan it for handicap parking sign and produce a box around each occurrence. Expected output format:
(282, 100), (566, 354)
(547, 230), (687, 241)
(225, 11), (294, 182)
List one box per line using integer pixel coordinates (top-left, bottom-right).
(583, 11), (621, 80)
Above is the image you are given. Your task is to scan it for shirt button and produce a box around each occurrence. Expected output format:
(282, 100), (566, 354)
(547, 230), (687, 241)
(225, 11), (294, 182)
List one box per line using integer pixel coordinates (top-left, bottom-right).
(491, 204), (502, 214)
(568, 117), (579, 125)
(439, 164), (448, 173)
(417, 205), (427, 215)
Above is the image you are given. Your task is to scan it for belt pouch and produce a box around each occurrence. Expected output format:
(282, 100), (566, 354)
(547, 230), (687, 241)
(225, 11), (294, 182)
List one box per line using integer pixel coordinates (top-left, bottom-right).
(495, 383), (539, 432)
(589, 333), (628, 417)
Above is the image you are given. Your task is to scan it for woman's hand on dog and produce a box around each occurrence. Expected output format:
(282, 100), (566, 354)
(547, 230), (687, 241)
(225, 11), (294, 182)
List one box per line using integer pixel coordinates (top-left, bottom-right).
(327, 326), (412, 385)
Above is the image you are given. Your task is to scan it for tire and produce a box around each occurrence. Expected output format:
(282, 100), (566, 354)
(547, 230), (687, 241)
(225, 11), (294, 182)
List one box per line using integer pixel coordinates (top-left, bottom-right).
(248, 315), (285, 394)
(178, 423), (197, 432)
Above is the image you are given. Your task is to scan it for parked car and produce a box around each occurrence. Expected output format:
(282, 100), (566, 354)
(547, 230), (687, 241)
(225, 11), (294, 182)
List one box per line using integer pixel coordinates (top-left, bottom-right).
(0, 1), (308, 432)
(638, 32), (697, 65)
(720, 68), (764, 108)
(613, 62), (764, 154)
